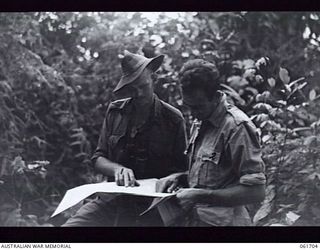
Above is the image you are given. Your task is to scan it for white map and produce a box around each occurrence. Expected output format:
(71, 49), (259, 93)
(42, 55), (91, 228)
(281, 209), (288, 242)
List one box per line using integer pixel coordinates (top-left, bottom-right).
(51, 178), (175, 217)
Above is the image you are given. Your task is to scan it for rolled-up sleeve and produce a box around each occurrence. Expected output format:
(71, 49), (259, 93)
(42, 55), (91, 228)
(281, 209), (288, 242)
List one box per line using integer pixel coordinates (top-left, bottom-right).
(91, 107), (111, 166)
(227, 121), (266, 186)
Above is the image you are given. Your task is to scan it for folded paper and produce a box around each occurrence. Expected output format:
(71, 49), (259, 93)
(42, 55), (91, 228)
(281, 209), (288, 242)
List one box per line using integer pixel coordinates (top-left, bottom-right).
(51, 178), (175, 217)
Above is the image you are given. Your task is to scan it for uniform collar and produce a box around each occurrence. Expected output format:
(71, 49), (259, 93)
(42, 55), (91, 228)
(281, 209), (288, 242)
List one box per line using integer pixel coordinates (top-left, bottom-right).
(206, 91), (228, 128)
(120, 94), (162, 122)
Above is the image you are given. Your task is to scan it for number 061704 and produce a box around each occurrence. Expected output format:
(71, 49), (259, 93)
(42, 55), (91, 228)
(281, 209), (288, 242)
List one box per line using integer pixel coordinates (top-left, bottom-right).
(300, 244), (318, 248)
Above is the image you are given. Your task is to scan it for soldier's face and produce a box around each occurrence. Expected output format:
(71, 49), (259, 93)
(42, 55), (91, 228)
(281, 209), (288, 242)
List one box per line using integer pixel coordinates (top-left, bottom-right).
(125, 69), (154, 106)
(183, 90), (216, 121)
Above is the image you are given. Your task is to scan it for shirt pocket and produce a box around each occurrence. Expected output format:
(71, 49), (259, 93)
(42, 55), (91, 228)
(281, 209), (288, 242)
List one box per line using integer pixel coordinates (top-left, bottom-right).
(149, 129), (173, 157)
(198, 147), (221, 188)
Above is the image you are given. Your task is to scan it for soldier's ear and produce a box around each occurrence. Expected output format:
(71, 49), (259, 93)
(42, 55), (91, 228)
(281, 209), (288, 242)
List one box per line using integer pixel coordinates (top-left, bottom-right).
(211, 91), (220, 101)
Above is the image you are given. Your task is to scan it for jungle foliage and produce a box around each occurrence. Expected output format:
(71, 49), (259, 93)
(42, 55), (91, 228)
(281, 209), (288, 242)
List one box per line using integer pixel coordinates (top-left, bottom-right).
(0, 12), (319, 226)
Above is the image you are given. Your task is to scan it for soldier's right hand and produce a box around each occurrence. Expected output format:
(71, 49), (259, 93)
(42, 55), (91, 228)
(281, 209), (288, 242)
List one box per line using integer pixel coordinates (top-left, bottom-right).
(115, 166), (140, 187)
(156, 174), (180, 193)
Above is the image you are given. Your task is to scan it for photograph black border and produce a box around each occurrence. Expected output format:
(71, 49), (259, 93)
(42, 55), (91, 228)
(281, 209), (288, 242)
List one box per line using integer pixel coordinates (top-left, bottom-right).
(1, 227), (320, 242)
(0, 0), (320, 244)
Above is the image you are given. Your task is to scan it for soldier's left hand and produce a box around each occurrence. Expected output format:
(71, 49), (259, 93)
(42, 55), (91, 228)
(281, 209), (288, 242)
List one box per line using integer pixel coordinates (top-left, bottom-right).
(175, 188), (202, 210)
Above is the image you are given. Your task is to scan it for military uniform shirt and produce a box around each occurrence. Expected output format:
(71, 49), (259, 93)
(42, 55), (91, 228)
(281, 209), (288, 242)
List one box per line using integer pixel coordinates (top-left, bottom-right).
(186, 91), (266, 226)
(92, 94), (188, 180)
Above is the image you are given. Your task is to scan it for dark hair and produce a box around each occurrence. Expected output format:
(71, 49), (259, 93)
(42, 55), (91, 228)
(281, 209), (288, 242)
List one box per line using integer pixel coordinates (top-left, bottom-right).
(179, 59), (220, 99)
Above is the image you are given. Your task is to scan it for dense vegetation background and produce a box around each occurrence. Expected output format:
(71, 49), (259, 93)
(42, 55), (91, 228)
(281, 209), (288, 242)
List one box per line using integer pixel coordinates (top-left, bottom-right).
(0, 12), (319, 226)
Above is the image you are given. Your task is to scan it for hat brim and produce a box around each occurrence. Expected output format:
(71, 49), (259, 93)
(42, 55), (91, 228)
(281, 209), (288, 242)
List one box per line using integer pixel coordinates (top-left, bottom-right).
(113, 54), (164, 93)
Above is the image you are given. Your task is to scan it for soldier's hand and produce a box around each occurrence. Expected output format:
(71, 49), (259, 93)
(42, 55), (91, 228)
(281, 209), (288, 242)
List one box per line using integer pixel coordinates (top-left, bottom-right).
(115, 167), (140, 187)
(156, 173), (183, 193)
(175, 188), (202, 211)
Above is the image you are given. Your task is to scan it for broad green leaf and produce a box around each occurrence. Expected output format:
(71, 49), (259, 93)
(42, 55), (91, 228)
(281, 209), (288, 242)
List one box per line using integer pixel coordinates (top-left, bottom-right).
(12, 156), (27, 173)
(255, 114), (269, 123)
(163, 57), (173, 71)
(173, 37), (182, 50)
(150, 34), (162, 46)
(243, 68), (256, 80)
(227, 76), (249, 90)
(279, 67), (290, 85)
(262, 134), (271, 143)
(295, 107), (310, 120)
(286, 105), (295, 112)
(269, 108), (279, 118)
(243, 59), (255, 69)
(267, 78), (276, 88)
(261, 120), (282, 131)
(295, 118), (305, 127)
(309, 89), (317, 101)
(192, 49), (200, 56)
(245, 86), (259, 95)
(208, 19), (219, 34)
(181, 52), (189, 58)
(253, 103), (273, 113)
(27, 164), (40, 170)
(255, 75), (264, 84)
(286, 211), (300, 225)
(276, 100), (287, 106)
